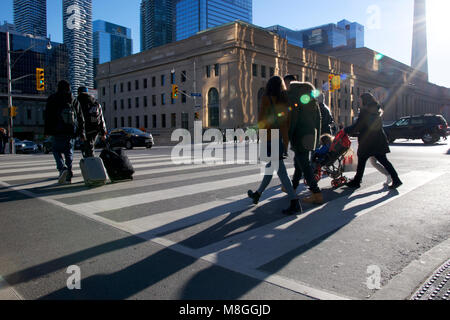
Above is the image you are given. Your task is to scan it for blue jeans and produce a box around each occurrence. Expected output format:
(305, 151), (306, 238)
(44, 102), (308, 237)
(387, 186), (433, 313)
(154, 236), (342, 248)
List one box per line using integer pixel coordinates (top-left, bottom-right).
(52, 136), (74, 174)
(257, 159), (297, 200)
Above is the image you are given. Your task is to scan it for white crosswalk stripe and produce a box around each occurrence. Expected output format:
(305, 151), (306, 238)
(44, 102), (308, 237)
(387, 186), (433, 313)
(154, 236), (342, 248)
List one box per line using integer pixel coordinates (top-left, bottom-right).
(0, 151), (441, 300)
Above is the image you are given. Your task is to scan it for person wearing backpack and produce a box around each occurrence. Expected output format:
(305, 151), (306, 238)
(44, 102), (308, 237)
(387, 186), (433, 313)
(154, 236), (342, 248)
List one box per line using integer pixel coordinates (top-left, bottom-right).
(77, 86), (107, 158)
(288, 81), (324, 205)
(44, 80), (85, 184)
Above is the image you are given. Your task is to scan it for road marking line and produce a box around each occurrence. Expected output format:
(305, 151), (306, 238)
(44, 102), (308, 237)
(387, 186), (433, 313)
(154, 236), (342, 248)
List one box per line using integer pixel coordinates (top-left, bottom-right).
(195, 171), (444, 270)
(22, 165), (262, 200)
(0, 179), (351, 300)
(0, 153), (169, 167)
(0, 158), (248, 182)
(0, 276), (23, 300)
(0, 156), (224, 175)
(63, 168), (296, 214)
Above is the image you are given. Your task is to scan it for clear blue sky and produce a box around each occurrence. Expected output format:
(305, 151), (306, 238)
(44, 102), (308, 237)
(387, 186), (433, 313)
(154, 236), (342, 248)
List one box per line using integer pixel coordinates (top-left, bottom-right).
(1, 0), (448, 88)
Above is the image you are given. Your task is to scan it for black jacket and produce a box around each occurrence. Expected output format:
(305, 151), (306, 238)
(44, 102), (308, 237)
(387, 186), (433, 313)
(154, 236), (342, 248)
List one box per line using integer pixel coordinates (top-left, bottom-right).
(44, 91), (85, 138)
(77, 93), (107, 136)
(344, 104), (390, 158)
(319, 102), (333, 135)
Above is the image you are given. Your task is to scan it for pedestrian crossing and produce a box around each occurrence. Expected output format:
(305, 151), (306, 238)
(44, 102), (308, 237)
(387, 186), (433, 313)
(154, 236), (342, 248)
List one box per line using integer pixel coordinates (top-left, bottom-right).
(0, 150), (443, 300)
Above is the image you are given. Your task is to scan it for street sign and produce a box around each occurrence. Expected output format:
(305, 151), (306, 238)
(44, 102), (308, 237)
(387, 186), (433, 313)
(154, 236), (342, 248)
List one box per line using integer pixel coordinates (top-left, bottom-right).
(190, 93), (202, 97)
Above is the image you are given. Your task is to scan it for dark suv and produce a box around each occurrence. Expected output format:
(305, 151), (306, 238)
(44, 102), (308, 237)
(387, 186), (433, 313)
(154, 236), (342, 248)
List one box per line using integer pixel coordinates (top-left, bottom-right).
(383, 114), (448, 144)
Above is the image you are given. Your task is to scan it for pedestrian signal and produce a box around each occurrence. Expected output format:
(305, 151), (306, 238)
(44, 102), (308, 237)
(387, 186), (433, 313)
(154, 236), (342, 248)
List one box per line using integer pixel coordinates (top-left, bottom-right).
(172, 84), (178, 99)
(36, 68), (45, 91)
(194, 112), (200, 120)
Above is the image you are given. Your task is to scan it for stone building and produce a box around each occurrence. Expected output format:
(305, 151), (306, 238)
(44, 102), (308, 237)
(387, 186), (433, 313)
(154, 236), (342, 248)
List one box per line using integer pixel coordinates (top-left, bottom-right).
(96, 21), (450, 144)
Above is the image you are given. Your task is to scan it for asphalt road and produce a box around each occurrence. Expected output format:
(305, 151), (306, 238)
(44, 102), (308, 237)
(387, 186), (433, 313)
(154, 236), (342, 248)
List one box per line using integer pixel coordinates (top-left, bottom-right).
(0, 138), (449, 300)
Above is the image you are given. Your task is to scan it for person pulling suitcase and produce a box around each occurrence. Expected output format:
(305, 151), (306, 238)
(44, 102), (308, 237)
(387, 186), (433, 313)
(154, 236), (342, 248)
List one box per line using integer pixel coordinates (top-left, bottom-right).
(77, 86), (107, 158)
(77, 86), (108, 187)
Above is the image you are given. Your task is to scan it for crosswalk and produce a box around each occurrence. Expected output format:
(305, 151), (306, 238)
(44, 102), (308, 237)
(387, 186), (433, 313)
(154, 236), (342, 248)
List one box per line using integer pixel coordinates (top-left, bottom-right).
(0, 150), (443, 300)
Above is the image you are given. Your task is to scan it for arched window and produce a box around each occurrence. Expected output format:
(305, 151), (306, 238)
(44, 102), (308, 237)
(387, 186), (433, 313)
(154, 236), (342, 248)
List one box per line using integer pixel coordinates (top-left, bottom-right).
(208, 88), (220, 127)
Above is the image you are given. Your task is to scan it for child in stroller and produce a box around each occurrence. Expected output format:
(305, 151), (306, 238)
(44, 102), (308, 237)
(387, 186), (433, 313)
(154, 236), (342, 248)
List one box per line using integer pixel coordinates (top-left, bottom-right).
(310, 130), (352, 188)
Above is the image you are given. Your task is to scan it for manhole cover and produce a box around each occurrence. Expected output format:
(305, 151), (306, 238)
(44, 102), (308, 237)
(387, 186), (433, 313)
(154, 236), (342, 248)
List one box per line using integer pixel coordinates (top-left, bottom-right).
(411, 259), (450, 300)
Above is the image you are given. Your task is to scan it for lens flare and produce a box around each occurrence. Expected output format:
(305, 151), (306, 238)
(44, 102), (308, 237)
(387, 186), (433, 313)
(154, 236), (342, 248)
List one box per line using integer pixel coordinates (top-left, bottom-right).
(311, 89), (321, 98)
(300, 94), (311, 104)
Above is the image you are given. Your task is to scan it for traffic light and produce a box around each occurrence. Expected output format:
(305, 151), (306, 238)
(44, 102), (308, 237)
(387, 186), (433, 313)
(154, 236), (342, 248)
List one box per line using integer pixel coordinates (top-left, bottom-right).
(332, 75), (341, 91)
(10, 106), (17, 117)
(328, 74), (334, 92)
(194, 112), (200, 120)
(171, 84), (178, 99)
(36, 68), (45, 91)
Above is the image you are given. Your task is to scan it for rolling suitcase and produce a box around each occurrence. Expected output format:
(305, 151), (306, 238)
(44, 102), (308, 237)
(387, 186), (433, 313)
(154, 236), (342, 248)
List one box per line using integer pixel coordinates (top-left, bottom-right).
(99, 146), (134, 182)
(79, 157), (108, 186)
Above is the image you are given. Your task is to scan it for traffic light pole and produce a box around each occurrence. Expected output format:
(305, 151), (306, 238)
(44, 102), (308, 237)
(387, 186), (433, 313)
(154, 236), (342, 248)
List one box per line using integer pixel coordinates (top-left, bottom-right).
(6, 31), (14, 154)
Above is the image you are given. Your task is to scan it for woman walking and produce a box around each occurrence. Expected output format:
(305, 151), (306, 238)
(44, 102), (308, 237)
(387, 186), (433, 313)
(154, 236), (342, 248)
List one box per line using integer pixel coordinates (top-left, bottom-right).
(247, 76), (302, 215)
(345, 93), (402, 189)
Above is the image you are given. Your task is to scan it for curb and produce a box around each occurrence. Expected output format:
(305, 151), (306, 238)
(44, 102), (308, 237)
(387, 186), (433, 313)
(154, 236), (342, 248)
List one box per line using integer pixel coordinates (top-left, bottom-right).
(370, 238), (450, 300)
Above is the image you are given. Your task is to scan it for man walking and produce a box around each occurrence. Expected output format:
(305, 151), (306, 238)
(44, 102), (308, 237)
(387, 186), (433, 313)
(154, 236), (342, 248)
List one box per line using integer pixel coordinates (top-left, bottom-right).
(77, 86), (107, 158)
(44, 80), (85, 184)
(317, 92), (334, 135)
(288, 81), (324, 204)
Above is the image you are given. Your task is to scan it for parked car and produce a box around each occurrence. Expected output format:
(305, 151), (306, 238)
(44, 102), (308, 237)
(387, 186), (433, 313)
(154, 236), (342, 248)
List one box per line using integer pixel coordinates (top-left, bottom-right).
(14, 138), (25, 153)
(21, 140), (39, 153)
(108, 127), (154, 149)
(383, 114), (448, 144)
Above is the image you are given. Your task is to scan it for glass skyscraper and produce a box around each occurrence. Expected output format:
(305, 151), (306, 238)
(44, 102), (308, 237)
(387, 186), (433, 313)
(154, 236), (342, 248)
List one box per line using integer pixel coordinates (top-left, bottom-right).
(13, 0), (47, 37)
(93, 20), (132, 87)
(63, 0), (93, 92)
(140, 0), (175, 51)
(176, 0), (252, 41)
(267, 19), (364, 53)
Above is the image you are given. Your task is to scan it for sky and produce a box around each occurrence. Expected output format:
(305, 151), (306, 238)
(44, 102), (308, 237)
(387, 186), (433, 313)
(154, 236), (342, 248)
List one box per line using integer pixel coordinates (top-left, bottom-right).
(0, 0), (449, 88)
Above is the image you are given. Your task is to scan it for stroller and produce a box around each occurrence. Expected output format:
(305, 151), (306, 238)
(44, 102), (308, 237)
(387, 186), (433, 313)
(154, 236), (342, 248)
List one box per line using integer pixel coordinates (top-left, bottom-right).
(310, 130), (352, 188)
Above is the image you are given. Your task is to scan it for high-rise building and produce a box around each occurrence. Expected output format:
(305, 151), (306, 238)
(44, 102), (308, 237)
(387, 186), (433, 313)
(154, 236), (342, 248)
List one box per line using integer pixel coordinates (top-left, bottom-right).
(0, 24), (68, 140)
(140, 0), (175, 51)
(63, 0), (93, 92)
(175, 0), (253, 41)
(267, 19), (364, 53)
(411, 0), (428, 78)
(13, 0), (47, 37)
(93, 20), (132, 87)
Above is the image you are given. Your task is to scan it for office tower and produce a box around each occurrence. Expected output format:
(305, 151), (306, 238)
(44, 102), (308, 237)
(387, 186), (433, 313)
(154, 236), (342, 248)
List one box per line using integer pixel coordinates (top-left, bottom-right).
(267, 19), (364, 53)
(63, 0), (93, 92)
(13, 0), (47, 37)
(140, 0), (175, 51)
(176, 0), (253, 41)
(93, 20), (132, 86)
(411, 0), (428, 78)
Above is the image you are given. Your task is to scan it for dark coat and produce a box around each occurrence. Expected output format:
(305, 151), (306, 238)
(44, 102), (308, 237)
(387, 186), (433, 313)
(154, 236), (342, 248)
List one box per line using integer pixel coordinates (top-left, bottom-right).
(77, 93), (107, 136)
(44, 91), (85, 138)
(344, 104), (390, 158)
(287, 83), (321, 153)
(319, 102), (333, 135)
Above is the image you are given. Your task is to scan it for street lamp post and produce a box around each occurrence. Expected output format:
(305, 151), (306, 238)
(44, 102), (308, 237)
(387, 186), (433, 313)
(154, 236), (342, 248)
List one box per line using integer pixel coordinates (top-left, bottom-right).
(6, 31), (14, 154)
